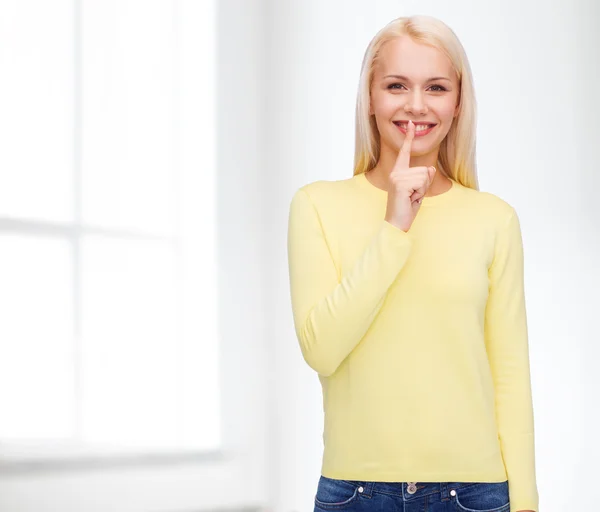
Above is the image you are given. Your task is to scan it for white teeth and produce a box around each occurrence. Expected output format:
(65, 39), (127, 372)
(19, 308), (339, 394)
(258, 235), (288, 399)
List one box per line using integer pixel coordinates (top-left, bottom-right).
(398, 122), (433, 132)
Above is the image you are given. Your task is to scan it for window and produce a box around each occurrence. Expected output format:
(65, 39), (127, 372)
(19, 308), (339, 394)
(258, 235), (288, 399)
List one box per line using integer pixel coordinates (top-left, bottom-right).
(0, 0), (219, 462)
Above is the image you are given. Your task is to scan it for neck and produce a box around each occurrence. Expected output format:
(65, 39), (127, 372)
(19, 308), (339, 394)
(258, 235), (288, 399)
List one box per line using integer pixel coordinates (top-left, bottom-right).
(366, 148), (451, 197)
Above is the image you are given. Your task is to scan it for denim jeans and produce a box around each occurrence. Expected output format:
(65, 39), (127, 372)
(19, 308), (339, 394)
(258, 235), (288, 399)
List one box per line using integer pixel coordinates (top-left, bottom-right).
(313, 476), (510, 512)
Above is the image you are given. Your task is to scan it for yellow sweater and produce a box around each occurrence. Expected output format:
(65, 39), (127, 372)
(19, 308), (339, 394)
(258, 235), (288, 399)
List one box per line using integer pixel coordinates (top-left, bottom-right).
(286, 171), (539, 512)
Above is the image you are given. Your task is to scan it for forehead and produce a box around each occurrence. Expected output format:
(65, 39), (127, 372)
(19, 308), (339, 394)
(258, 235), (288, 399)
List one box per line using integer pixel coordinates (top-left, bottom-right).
(374, 36), (456, 81)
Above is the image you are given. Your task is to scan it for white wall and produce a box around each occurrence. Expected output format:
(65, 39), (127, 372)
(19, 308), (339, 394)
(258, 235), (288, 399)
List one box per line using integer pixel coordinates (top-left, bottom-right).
(0, 1), (597, 511)
(265, 1), (600, 512)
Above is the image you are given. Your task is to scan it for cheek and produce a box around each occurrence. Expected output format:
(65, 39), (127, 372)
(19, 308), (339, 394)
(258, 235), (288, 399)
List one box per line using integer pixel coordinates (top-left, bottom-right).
(436, 97), (459, 120)
(371, 91), (397, 115)
(438, 106), (456, 121)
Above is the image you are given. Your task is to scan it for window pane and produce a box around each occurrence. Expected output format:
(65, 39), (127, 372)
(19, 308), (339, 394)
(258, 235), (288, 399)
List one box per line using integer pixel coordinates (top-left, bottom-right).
(80, 235), (181, 449)
(0, 0), (74, 223)
(81, 0), (176, 234)
(178, 0), (220, 451)
(0, 234), (74, 439)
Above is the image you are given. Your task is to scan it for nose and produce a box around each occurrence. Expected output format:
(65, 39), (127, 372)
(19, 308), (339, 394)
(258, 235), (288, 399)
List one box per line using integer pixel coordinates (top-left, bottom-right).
(404, 89), (428, 115)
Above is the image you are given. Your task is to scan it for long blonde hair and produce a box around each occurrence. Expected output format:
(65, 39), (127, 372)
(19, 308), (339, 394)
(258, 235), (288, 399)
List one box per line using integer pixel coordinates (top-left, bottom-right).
(353, 15), (479, 190)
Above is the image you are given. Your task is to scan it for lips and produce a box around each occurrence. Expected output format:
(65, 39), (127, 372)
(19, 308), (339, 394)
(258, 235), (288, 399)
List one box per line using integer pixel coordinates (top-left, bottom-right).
(393, 121), (437, 137)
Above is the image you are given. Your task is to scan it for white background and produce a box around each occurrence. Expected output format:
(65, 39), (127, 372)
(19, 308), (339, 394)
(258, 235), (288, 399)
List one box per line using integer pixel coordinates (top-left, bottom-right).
(0, 0), (598, 511)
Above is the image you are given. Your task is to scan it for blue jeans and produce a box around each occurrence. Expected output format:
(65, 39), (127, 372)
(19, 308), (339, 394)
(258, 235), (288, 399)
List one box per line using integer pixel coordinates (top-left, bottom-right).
(313, 476), (510, 512)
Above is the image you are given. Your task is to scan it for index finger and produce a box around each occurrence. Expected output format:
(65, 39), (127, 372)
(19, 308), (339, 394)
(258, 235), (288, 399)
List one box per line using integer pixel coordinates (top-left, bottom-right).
(396, 120), (414, 170)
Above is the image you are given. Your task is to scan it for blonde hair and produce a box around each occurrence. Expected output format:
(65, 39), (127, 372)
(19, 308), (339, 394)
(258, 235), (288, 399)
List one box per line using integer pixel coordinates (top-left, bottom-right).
(353, 15), (479, 190)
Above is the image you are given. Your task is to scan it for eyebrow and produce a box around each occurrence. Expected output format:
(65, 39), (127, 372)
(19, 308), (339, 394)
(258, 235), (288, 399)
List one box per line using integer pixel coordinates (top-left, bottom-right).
(383, 74), (451, 82)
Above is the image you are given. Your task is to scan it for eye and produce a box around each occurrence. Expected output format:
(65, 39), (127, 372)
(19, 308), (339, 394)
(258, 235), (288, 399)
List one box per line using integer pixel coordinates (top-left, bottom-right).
(387, 83), (447, 92)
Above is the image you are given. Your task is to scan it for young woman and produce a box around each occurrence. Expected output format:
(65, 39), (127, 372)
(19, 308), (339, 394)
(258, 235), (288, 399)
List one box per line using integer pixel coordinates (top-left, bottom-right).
(287, 14), (539, 512)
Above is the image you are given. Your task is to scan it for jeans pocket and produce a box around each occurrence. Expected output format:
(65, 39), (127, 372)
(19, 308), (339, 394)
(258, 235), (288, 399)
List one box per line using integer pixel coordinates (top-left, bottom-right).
(314, 476), (363, 510)
(452, 481), (510, 512)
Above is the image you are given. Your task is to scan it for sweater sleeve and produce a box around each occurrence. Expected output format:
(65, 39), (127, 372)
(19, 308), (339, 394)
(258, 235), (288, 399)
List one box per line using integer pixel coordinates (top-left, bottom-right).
(484, 207), (539, 512)
(286, 187), (413, 377)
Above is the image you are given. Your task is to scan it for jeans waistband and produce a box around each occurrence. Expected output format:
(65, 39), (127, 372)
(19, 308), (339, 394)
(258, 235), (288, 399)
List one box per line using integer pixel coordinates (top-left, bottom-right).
(338, 480), (508, 500)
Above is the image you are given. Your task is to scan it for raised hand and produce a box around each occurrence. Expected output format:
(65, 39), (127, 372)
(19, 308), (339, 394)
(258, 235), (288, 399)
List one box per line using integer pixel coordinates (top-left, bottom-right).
(384, 119), (437, 232)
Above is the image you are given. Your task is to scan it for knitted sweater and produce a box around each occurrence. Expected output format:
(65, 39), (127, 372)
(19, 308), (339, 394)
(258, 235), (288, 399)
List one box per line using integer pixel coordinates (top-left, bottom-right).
(286, 172), (539, 512)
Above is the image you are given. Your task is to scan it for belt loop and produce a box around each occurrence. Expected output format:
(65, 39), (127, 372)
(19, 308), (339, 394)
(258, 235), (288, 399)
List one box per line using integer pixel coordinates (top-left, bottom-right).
(440, 482), (449, 500)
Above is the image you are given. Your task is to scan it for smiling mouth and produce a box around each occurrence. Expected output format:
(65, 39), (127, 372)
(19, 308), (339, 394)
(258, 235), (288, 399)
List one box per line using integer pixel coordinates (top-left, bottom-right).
(393, 121), (437, 136)
(393, 121), (436, 131)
